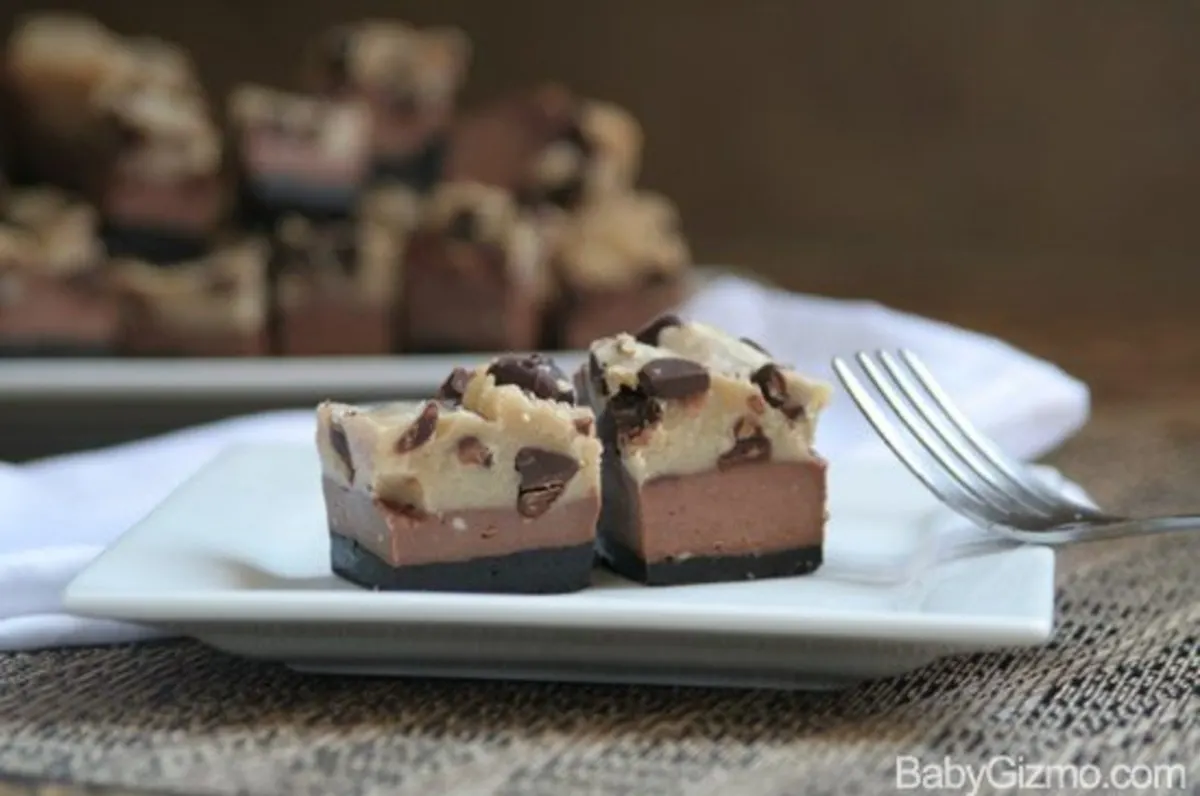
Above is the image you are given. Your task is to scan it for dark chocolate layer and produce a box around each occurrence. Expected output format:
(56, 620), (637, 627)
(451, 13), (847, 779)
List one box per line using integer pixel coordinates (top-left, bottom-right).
(600, 538), (823, 587)
(101, 226), (211, 265)
(370, 137), (447, 194)
(330, 533), (595, 594)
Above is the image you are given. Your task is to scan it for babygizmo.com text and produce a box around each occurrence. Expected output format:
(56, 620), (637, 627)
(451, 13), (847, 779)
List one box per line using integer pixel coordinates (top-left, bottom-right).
(895, 755), (1187, 795)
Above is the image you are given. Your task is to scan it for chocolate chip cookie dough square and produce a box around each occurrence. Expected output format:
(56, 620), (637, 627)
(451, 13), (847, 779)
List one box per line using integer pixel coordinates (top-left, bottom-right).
(317, 353), (601, 594)
(445, 83), (641, 212)
(308, 21), (469, 192)
(90, 42), (226, 264)
(546, 190), (691, 349)
(228, 85), (372, 228)
(578, 316), (832, 586)
(0, 188), (116, 355)
(269, 187), (417, 356)
(396, 181), (551, 353)
(110, 238), (270, 356)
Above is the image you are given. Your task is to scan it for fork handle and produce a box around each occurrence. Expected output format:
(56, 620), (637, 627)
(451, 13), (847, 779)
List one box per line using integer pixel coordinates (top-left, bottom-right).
(1090, 514), (1200, 539)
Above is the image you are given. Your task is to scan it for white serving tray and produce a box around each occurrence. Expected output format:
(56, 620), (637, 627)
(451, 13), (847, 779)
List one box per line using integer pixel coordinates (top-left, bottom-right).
(64, 443), (1055, 690)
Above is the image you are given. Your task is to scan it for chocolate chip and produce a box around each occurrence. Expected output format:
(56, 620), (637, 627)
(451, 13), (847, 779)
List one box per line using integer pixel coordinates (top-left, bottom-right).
(437, 367), (472, 404)
(456, 436), (494, 468)
(637, 358), (711, 400)
(587, 350), (608, 396)
(718, 434), (772, 470)
(376, 497), (427, 521)
(542, 177), (586, 211)
(514, 447), (580, 518)
(642, 270), (673, 288)
(447, 210), (478, 242)
(488, 353), (575, 403)
(329, 421), (353, 478)
(634, 314), (683, 346)
(608, 387), (663, 440)
(395, 402), (439, 453)
(559, 120), (594, 156)
(573, 416), (594, 436)
(751, 363), (805, 419)
(740, 337), (771, 356)
(517, 486), (565, 519)
(515, 447), (580, 490)
(733, 416), (762, 441)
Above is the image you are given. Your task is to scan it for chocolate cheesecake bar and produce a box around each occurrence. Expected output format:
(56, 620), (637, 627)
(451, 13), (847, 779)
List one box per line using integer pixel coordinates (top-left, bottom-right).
(91, 54), (225, 263)
(317, 353), (602, 593)
(398, 181), (551, 353)
(445, 83), (642, 211)
(110, 239), (269, 356)
(0, 188), (116, 355)
(548, 190), (691, 348)
(229, 84), (372, 227)
(578, 317), (832, 586)
(271, 186), (418, 355)
(310, 21), (470, 191)
(3, 14), (129, 190)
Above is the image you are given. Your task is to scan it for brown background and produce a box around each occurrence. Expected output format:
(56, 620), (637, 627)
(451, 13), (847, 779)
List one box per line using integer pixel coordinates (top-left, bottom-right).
(5, 0), (1199, 262)
(2, 0), (1199, 459)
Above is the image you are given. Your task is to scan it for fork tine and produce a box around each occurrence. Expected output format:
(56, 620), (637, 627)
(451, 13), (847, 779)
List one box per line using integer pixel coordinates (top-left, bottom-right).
(877, 350), (1057, 517)
(832, 357), (1002, 528)
(854, 352), (1026, 521)
(897, 349), (1096, 513)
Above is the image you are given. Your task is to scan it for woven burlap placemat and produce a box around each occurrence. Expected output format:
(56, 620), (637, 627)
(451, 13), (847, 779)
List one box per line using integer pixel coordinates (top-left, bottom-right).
(0, 408), (1196, 796)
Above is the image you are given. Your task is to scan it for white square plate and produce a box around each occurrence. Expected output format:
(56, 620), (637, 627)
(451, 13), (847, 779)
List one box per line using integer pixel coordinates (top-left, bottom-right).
(64, 443), (1055, 690)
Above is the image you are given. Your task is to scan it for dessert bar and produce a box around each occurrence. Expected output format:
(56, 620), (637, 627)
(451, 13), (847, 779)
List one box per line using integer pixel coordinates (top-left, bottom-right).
(445, 83), (641, 211)
(90, 44), (224, 263)
(548, 190), (690, 348)
(397, 181), (550, 353)
(309, 21), (470, 192)
(3, 15), (126, 191)
(229, 84), (372, 227)
(270, 186), (417, 356)
(0, 188), (115, 355)
(110, 239), (269, 356)
(578, 316), (832, 585)
(317, 353), (601, 593)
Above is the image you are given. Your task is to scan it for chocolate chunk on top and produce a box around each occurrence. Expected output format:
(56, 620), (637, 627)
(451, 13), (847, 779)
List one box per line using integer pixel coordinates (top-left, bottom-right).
(456, 436), (493, 468)
(515, 446), (580, 518)
(437, 367), (472, 404)
(515, 447), (580, 490)
(637, 357), (710, 400)
(488, 353), (575, 404)
(608, 387), (663, 439)
(395, 402), (439, 453)
(635, 313), (683, 346)
(751, 363), (805, 420)
(329, 420), (354, 477)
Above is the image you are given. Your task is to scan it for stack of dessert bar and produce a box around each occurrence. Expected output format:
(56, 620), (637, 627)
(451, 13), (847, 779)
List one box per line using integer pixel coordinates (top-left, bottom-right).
(0, 14), (692, 357)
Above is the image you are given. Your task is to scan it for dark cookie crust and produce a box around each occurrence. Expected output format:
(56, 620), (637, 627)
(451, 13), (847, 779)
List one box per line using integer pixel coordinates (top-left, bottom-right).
(369, 137), (447, 194)
(330, 533), (595, 594)
(101, 226), (211, 265)
(599, 539), (823, 587)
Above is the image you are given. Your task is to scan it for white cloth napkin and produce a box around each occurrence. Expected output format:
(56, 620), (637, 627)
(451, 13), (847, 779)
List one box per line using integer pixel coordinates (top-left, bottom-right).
(0, 275), (1089, 651)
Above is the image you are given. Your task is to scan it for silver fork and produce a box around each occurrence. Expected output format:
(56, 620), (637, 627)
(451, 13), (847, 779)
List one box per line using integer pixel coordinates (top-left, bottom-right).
(831, 350), (1200, 544)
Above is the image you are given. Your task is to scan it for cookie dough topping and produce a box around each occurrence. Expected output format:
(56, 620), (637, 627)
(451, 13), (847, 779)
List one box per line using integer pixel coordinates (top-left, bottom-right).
(584, 316), (831, 483)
